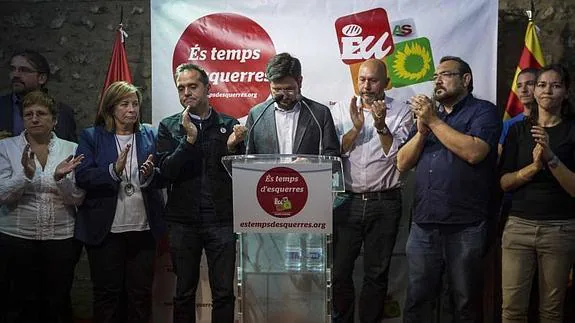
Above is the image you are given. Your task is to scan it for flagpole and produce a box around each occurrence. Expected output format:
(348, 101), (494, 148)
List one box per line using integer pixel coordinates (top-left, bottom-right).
(502, 1), (545, 120)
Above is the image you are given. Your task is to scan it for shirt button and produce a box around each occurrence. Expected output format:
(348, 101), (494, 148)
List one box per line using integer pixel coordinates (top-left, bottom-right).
(429, 170), (433, 174)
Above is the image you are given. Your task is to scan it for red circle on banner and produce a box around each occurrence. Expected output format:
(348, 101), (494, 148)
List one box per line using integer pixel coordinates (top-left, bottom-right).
(256, 167), (308, 218)
(173, 13), (276, 119)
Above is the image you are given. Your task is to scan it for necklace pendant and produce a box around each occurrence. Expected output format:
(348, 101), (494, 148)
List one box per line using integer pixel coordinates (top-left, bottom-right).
(124, 183), (135, 196)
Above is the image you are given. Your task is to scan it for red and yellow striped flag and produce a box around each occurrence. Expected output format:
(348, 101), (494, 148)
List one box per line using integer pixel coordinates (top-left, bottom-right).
(503, 20), (545, 120)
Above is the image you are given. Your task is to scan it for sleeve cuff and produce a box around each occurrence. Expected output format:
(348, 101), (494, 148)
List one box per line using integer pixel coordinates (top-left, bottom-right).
(140, 170), (155, 188)
(109, 163), (122, 182)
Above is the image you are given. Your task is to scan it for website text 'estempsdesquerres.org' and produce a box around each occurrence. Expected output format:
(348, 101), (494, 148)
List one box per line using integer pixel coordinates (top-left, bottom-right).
(239, 221), (327, 230)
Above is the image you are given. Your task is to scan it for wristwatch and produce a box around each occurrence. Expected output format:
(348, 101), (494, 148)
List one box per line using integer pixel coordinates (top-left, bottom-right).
(547, 154), (560, 169)
(376, 127), (390, 135)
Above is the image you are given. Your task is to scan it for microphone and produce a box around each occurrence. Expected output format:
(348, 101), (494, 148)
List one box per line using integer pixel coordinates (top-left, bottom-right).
(297, 95), (323, 155)
(245, 94), (284, 155)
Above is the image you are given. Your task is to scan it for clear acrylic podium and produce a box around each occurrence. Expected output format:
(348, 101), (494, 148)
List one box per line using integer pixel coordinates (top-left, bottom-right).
(222, 154), (344, 323)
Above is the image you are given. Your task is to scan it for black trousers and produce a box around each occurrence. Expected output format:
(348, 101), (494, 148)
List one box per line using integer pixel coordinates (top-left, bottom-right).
(332, 190), (402, 323)
(85, 231), (155, 323)
(167, 222), (236, 323)
(0, 233), (82, 323)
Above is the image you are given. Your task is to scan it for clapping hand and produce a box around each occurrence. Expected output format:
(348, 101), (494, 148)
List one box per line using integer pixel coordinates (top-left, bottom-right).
(370, 99), (387, 131)
(227, 124), (248, 149)
(349, 97), (364, 131)
(139, 154), (155, 178)
(182, 106), (198, 144)
(532, 143), (544, 169)
(54, 154), (85, 181)
(21, 144), (36, 179)
(531, 126), (553, 161)
(410, 94), (437, 126)
(114, 143), (131, 176)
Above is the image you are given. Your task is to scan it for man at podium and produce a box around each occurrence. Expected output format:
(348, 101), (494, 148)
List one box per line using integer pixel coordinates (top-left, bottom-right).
(243, 52), (340, 156)
(330, 59), (413, 322)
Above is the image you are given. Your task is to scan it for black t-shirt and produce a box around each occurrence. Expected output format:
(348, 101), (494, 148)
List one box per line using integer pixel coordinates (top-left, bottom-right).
(501, 119), (575, 220)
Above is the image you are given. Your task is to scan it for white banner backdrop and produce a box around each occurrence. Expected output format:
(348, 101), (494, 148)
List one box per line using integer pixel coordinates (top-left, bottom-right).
(151, 0), (497, 125)
(150, 1), (498, 322)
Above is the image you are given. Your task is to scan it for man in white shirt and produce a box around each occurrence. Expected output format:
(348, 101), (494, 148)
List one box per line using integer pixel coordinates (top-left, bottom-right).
(330, 59), (413, 323)
(243, 52), (340, 156)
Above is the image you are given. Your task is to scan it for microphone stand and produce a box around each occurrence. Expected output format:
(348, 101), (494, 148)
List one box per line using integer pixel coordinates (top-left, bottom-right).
(245, 94), (284, 155)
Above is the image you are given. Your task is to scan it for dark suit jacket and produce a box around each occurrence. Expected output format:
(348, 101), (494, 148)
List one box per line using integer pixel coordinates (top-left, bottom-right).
(74, 125), (166, 245)
(0, 93), (77, 142)
(245, 96), (340, 156)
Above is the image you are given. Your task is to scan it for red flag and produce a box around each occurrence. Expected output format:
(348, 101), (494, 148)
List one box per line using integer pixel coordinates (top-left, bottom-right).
(101, 25), (132, 98)
(503, 20), (545, 120)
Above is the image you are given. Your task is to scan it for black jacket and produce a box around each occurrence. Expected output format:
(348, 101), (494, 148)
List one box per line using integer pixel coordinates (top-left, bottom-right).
(157, 109), (243, 225)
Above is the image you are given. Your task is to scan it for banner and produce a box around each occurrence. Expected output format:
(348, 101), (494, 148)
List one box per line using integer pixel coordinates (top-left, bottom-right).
(150, 1), (498, 322)
(151, 0), (497, 125)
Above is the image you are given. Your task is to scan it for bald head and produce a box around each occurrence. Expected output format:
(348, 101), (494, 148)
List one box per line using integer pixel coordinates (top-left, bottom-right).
(360, 59), (388, 79)
(358, 59), (389, 105)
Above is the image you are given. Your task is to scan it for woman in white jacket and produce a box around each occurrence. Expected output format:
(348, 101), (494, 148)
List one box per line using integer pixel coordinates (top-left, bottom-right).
(0, 90), (85, 323)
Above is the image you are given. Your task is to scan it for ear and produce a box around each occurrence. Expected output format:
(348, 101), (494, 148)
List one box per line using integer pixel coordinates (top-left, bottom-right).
(383, 76), (390, 87)
(205, 83), (211, 94)
(462, 73), (472, 89)
(296, 76), (303, 88)
(38, 73), (48, 86)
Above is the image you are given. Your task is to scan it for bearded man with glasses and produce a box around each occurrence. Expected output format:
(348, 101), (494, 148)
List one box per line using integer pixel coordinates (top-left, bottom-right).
(397, 56), (501, 322)
(0, 50), (77, 141)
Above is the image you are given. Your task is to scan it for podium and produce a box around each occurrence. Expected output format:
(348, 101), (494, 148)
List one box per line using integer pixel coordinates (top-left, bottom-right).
(222, 154), (344, 323)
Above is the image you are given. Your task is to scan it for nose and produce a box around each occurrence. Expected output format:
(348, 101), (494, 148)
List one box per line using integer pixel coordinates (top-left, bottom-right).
(184, 86), (193, 96)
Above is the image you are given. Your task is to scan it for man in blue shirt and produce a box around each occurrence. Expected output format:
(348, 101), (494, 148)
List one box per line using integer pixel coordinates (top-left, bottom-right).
(498, 67), (538, 158)
(397, 56), (501, 322)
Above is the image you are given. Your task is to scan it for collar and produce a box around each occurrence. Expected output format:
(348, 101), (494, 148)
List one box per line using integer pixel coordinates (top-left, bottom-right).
(19, 130), (57, 148)
(439, 93), (472, 114)
(12, 93), (20, 105)
(188, 107), (213, 121)
(274, 101), (301, 113)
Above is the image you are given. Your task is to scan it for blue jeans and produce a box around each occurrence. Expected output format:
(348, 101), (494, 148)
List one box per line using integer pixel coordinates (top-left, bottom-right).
(404, 221), (487, 323)
(167, 222), (236, 323)
(332, 190), (402, 323)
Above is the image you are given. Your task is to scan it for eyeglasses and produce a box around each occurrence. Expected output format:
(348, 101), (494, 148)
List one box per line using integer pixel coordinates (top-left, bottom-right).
(271, 88), (297, 95)
(23, 110), (51, 120)
(431, 71), (461, 81)
(9, 66), (38, 74)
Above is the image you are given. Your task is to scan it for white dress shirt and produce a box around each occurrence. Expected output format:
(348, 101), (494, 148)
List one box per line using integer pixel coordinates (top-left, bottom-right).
(331, 96), (413, 193)
(274, 102), (301, 154)
(0, 132), (85, 240)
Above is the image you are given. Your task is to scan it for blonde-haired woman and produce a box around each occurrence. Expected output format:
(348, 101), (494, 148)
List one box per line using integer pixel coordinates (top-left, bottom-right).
(0, 90), (84, 323)
(74, 81), (165, 323)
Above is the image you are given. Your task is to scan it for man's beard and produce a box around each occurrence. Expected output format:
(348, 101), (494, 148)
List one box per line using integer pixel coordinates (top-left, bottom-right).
(12, 80), (38, 96)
